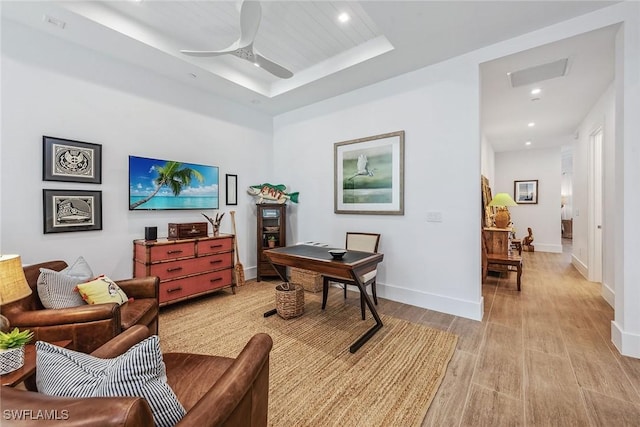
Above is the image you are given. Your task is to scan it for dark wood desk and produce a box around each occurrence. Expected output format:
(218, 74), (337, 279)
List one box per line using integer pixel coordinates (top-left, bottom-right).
(263, 245), (384, 353)
(1, 340), (72, 387)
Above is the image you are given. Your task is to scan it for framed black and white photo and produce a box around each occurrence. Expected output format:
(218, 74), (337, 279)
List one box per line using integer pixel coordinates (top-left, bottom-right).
(43, 136), (102, 183)
(226, 174), (238, 206)
(43, 189), (102, 234)
(514, 180), (538, 204)
(334, 130), (404, 215)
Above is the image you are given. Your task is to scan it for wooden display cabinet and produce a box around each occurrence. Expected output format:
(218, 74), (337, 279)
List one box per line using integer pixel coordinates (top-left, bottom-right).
(256, 203), (286, 281)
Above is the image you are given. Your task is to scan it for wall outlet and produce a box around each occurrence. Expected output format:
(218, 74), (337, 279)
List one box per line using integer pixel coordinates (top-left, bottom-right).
(426, 211), (443, 222)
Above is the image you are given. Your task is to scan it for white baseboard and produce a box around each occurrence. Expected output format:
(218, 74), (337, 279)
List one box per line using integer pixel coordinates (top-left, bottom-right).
(377, 283), (483, 321)
(245, 266), (257, 280)
(571, 255), (588, 279)
(601, 282), (615, 308)
(533, 243), (563, 253)
(612, 321), (640, 359)
(252, 270), (483, 321)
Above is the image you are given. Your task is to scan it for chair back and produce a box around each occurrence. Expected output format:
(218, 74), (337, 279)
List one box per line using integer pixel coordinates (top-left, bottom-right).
(346, 232), (381, 253)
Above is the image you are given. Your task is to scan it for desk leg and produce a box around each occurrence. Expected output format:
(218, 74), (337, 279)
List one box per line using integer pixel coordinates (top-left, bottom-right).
(348, 269), (383, 353)
(517, 262), (522, 291)
(263, 263), (289, 318)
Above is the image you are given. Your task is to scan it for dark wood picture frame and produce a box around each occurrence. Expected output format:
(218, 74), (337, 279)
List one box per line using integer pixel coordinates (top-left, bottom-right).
(514, 179), (539, 204)
(43, 189), (103, 234)
(226, 174), (238, 206)
(43, 136), (102, 184)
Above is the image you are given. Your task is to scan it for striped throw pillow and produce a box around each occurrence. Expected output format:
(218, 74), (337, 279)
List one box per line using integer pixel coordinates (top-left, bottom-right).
(37, 256), (93, 309)
(36, 337), (185, 427)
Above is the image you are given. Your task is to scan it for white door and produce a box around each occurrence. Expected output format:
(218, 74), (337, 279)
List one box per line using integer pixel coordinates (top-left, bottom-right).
(589, 127), (603, 282)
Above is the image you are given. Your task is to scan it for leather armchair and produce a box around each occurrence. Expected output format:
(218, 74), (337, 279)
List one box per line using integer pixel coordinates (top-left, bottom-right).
(1, 325), (273, 427)
(2, 260), (159, 355)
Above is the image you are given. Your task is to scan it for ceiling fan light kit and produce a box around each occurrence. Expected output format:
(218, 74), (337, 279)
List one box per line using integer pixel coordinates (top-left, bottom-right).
(180, 1), (293, 79)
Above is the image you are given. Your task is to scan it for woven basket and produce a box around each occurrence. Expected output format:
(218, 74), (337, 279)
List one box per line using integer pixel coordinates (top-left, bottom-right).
(275, 283), (304, 319)
(0, 346), (25, 375)
(290, 268), (323, 293)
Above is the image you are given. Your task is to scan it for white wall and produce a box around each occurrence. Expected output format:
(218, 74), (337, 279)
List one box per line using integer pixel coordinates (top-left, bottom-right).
(1, 20), (273, 280)
(572, 84), (615, 288)
(612, 8), (640, 358)
(274, 55), (483, 320)
(495, 147), (563, 253)
(481, 134), (495, 186)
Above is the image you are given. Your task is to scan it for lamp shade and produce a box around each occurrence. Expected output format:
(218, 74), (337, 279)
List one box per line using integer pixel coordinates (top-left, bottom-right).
(0, 255), (32, 304)
(489, 193), (517, 207)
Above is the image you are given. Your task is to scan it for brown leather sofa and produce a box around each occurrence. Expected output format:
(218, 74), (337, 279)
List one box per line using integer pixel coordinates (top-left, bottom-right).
(2, 260), (159, 354)
(1, 325), (273, 427)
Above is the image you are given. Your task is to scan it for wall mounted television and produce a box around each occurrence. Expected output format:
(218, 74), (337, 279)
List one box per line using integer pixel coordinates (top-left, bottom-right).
(129, 155), (219, 210)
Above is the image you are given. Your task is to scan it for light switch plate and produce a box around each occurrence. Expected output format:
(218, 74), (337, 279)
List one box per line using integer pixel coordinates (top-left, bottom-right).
(426, 211), (443, 222)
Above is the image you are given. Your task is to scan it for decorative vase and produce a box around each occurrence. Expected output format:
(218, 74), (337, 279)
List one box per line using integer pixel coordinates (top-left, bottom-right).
(0, 346), (25, 375)
(268, 240), (276, 248)
(494, 208), (511, 229)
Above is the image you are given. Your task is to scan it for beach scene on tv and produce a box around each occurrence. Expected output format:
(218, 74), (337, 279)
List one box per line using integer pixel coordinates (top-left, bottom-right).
(129, 156), (219, 210)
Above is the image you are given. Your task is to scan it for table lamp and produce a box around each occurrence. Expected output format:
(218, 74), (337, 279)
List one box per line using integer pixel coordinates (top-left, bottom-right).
(0, 255), (32, 331)
(489, 193), (517, 228)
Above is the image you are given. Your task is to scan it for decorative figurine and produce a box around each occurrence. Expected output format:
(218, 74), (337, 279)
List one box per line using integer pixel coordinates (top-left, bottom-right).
(247, 183), (299, 204)
(202, 212), (224, 236)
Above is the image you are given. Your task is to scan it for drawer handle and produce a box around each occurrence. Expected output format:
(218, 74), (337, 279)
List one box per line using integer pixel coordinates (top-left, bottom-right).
(166, 267), (183, 272)
(210, 277), (222, 283)
(167, 287), (182, 293)
(210, 260), (223, 264)
(167, 250), (183, 255)
(210, 244), (223, 249)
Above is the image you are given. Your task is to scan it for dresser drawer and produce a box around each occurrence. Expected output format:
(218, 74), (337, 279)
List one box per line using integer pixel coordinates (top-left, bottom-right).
(149, 242), (195, 262)
(151, 253), (233, 280)
(159, 270), (233, 303)
(197, 237), (233, 255)
(200, 252), (233, 270)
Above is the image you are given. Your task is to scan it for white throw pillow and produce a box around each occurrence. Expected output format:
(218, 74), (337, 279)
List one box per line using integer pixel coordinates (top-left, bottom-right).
(37, 256), (93, 309)
(36, 336), (185, 427)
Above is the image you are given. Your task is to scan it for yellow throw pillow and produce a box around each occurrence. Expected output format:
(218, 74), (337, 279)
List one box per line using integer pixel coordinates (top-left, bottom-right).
(76, 275), (129, 305)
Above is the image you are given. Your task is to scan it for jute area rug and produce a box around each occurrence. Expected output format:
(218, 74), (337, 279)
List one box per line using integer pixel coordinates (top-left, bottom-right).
(159, 281), (457, 427)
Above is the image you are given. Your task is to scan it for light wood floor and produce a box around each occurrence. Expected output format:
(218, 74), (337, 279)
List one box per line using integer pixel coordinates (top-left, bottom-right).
(343, 244), (640, 426)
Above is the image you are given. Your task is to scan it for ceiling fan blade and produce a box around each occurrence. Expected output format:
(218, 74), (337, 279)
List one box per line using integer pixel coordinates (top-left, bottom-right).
(255, 53), (293, 79)
(239, 1), (262, 47)
(180, 49), (234, 57)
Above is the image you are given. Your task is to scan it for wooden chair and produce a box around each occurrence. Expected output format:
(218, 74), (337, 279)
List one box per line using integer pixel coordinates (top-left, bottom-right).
(482, 231), (523, 291)
(322, 232), (381, 320)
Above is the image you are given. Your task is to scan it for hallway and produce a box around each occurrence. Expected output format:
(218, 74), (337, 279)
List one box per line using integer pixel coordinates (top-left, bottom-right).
(380, 249), (640, 426)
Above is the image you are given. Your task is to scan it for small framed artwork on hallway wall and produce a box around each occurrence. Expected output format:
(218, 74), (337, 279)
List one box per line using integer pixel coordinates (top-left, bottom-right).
(514, 180), (538, 204)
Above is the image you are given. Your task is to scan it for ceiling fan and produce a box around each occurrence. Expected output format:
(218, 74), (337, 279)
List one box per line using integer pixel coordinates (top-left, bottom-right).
(180, 1), (294, 79)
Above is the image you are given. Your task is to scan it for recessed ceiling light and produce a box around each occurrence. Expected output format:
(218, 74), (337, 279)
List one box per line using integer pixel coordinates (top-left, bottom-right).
(528, 122), (536, 127)
(254, 62), (260, 68)
(525, 141), (532, 146)
(338, 12), (350, 23)
(530, 88), (541, 95)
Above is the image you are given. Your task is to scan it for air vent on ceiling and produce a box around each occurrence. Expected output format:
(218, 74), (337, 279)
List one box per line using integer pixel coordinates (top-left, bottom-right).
(507, 58), (568, 88)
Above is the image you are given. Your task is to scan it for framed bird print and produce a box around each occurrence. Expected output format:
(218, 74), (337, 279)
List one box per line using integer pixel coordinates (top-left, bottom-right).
(43, 136), (102, 184)
(334, 130), (404, 215)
